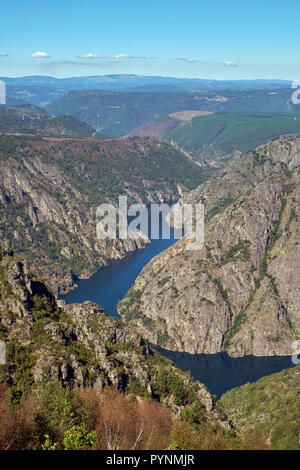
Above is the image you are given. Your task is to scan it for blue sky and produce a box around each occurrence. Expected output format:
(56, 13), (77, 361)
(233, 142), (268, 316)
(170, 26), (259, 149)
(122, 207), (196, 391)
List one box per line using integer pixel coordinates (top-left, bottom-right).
(0, 0), (299, 79)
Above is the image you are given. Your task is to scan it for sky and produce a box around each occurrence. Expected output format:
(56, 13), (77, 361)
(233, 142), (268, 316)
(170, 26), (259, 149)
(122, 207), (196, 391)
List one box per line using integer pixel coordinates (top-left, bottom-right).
(0, 0), (299, 79)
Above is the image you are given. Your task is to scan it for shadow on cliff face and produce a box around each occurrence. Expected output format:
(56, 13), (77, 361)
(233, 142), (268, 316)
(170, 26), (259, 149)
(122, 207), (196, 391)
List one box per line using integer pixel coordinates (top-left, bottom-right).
(152, 345), (295, 398)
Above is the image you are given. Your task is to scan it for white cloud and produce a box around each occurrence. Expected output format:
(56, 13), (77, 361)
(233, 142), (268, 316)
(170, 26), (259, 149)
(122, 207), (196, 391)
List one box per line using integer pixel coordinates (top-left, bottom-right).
(0, 52), (8, 57)
(29, 51), (51, 59)
(221, 60), (238, 67)
(76, 53), (109, 59)
(177, 57), (198, 63)
(115, 53), (148, 59)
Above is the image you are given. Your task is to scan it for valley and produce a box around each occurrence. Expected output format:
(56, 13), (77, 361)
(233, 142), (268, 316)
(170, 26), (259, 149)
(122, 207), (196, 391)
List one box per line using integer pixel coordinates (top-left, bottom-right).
(1, 0), (300, 452)
(0, 75), (299, 451)
(0, 133), (207, 294)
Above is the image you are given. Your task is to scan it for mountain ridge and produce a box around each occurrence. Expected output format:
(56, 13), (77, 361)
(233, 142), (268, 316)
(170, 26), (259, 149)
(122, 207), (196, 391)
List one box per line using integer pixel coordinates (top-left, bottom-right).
(0, 104), (100, 137)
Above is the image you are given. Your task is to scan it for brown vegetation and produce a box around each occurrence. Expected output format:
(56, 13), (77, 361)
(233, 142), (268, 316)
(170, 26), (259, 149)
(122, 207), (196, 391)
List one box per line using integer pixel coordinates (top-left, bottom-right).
(0, 382), (269, 450)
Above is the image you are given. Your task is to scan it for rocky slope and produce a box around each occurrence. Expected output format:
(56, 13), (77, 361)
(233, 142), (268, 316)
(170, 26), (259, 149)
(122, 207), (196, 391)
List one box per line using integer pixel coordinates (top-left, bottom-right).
(0, 248), (227, 426)
(118, 135), (300, 357)
(0, 134), (208, 294)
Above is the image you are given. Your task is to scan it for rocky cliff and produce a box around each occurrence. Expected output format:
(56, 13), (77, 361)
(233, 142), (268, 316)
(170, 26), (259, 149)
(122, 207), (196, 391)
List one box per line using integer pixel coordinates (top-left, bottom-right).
(118, 135), (300, 357)
(0, 134), (207, 294)
(0, 248), (227, 425)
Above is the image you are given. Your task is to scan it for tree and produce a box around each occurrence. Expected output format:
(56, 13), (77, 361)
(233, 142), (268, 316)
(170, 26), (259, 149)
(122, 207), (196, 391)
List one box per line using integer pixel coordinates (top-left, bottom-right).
(63, 424), (97, 450)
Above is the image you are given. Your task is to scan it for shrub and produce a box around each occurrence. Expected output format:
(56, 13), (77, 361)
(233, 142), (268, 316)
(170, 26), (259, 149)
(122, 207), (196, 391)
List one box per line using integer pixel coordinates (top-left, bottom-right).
(63, 424), (97, 450)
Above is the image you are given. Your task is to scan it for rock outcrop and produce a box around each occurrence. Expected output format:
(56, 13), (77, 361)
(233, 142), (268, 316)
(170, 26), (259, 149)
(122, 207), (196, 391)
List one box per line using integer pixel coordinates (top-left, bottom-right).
(118, 135), (300, 357)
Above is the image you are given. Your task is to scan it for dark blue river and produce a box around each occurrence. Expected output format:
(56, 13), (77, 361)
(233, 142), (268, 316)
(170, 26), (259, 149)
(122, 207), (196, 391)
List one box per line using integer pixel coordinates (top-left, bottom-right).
(61, 229), (176, 316)
(153, 346), (295, 398)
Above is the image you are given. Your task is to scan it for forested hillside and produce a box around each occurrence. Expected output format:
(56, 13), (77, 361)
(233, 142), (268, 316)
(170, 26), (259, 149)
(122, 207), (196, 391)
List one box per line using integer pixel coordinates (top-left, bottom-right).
(0, 104), (98, 137)
(166, 111), (300, 164)
(220, 365), (300, 450)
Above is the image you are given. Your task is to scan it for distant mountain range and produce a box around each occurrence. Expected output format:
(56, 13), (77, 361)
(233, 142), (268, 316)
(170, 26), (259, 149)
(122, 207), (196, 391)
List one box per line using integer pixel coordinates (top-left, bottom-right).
(45, 88), (299, 137)
(0, 74), (294, 107)
(1, 74), (293, 90)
